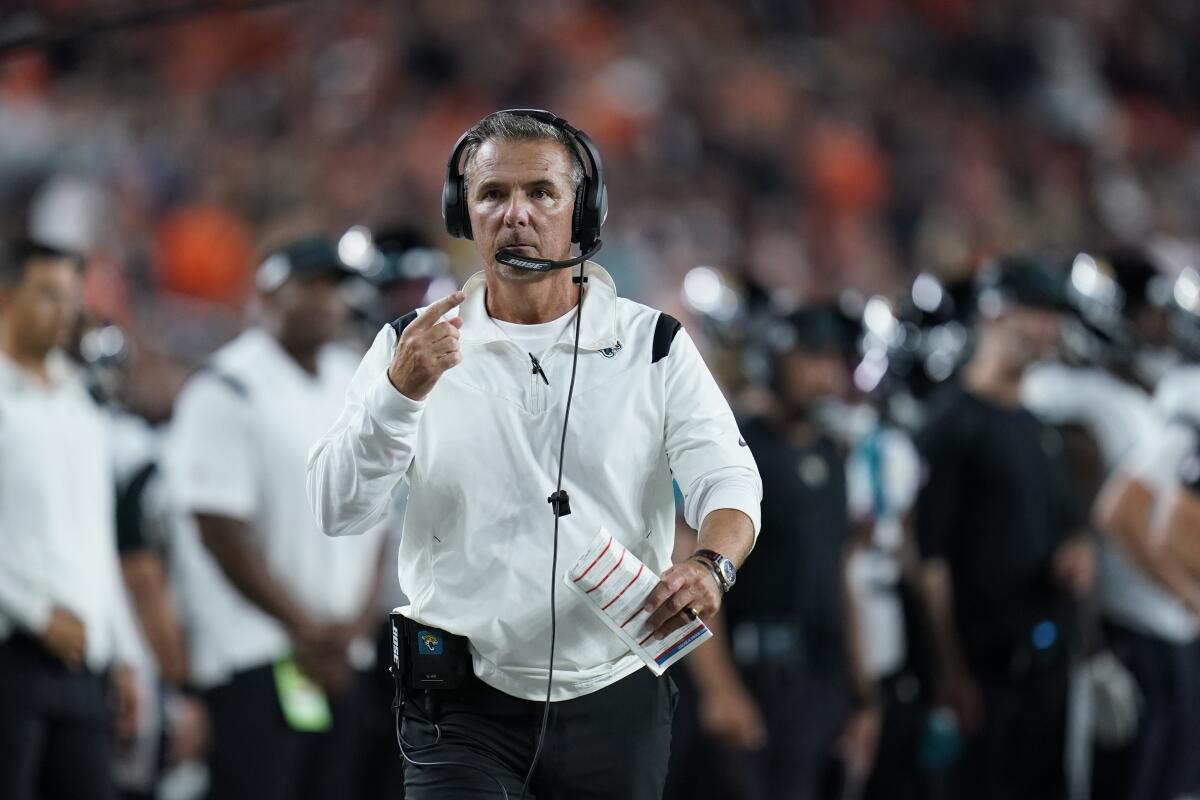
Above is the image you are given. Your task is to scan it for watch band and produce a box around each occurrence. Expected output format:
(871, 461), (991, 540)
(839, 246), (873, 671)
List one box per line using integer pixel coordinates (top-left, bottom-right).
(691, 548), (734, 592)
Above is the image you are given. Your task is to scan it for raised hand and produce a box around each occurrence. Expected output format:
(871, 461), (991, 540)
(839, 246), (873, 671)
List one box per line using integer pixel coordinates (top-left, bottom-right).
(387, 292), (466, 401)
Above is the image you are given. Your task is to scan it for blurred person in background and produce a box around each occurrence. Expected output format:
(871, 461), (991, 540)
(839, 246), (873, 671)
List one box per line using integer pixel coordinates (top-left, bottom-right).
(337, 223), (451, 348)
(673, 305), (880, 800)
(839, 293), (933, 800)
(916, 255), (1095, 800)
(1157, 276), (1200, 589)
(164, 235), (389, 800)
(80, 326), (210, 800)
(1021, 249), (1196, 800)
(0, 236), (141, 800)
(331, 222), (451, 800)
(1093, 266), (1200, 800)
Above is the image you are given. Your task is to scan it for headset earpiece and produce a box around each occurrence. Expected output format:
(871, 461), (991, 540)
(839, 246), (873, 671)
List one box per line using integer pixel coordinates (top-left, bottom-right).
(571, 183), (586, 244)
(458, 175), (472, 240)
(441, 128), (472, 241)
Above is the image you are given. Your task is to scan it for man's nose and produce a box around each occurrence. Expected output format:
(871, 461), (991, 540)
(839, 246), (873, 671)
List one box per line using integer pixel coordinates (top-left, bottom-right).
(502, 193), (532, 227)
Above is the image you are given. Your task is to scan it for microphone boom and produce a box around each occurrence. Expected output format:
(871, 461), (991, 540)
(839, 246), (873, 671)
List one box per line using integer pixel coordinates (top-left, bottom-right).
(496, 241), (603, 272)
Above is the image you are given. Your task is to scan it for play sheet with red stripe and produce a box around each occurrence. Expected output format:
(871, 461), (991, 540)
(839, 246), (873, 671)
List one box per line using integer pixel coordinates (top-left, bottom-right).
(564, 527), (712, 676)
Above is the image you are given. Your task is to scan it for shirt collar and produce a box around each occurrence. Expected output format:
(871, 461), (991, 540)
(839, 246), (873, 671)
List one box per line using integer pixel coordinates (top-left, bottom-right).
(457, 261), (620, 351)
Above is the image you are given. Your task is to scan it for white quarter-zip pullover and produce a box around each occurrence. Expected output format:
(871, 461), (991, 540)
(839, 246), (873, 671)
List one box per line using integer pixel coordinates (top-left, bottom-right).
(307, 263), (762, 700)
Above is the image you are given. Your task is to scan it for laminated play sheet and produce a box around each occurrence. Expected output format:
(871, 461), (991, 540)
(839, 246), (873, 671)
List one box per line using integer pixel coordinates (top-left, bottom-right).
(564, 528), (712, 676)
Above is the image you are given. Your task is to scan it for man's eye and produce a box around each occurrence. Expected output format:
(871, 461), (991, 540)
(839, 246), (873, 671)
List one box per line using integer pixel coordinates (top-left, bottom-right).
(483, 190), (501, 201)
(533, 189), (550, 199)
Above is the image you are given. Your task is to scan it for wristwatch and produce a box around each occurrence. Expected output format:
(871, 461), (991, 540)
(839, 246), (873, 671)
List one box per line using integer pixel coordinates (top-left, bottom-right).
(691, 549), (736, 593)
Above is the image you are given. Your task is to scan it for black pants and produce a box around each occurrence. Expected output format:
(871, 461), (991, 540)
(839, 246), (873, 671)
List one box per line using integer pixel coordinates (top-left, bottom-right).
(664, 659), (850, 800)
(863, 671), (930, 800)
(1092, 623), (1200, 800)
(0, 634), (116, 800)
(737, 662), (850, 800)
(400, 668), (677, 799)
(954, 662), (1069, 800)
(204, 662), (373, 800)
(663, 668), (744, 800)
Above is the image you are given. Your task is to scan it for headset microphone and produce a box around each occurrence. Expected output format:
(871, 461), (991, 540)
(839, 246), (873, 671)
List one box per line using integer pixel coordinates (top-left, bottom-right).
(495, 239), (603, 272)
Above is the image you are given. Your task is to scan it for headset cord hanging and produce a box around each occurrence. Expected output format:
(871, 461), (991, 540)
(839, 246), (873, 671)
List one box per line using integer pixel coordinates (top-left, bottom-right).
(519, 263), (588, 799)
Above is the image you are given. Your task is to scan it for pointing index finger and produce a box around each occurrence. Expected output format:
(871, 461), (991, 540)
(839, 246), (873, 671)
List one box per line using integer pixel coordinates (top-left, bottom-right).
(410, 291), (465, 331)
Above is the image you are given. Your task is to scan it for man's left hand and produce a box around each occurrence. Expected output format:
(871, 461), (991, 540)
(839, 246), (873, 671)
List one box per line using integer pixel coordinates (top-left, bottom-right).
(643, 558), (722, 640)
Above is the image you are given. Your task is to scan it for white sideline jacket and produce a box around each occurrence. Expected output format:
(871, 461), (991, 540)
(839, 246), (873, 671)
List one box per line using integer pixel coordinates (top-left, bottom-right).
(307, 263), (762, 700)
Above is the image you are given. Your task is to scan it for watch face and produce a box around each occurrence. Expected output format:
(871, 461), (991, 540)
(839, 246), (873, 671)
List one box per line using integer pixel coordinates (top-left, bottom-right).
(719, 559), (736, 585)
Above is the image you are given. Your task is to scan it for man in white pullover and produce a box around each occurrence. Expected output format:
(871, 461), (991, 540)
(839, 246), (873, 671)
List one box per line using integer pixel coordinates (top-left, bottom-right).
(307, 109), (762, 798)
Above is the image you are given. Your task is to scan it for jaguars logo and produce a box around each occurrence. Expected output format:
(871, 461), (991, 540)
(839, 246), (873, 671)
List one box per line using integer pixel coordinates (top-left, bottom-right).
(417, 630), (444, 655)
(600, 341), (623, 359)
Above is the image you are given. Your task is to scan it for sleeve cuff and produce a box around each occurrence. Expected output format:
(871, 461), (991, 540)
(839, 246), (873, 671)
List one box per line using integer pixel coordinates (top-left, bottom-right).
(696, 478), (763, 541)
(366, 371), (426, 435)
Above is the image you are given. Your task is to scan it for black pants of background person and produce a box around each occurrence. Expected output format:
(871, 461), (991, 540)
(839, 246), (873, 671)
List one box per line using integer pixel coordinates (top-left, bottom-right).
(0, 634), (117, 800)
(1092, 623), (1200, 800)
(665, 657), (850, 800)
(204, 662), (374, 800)
(399, 668), (677, 799)
(862, 670), (931, 800)
(953, 661), (1069, 800)
(735, 661), (851, 800)
(663, 667), (747, 800)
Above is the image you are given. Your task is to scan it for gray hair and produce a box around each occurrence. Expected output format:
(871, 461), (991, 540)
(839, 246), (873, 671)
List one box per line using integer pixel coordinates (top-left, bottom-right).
(461, 111), (585, 191)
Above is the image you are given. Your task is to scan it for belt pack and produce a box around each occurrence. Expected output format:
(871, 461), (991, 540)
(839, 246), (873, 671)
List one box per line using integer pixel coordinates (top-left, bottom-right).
(389, 611), (472, 692)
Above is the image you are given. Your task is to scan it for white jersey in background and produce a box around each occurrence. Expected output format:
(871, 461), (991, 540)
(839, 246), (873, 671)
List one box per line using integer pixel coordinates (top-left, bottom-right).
(1124, 365), (1200, 499)
(1022, 362), (1197, 643)
(164, 328), (384, 688)
(845, 413), (921, 680)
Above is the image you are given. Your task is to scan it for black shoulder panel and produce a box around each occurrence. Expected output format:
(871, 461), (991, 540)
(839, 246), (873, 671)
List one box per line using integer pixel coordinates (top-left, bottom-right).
(651, 312), (682, 364)
(389, 310), (420, 339)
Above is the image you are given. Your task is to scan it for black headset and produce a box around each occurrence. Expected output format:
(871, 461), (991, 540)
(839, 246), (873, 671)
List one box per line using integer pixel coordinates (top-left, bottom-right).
(441, 109), (608, 256)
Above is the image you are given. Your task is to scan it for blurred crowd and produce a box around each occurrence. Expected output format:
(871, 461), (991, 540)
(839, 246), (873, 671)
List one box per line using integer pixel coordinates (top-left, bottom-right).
(2, 0), (1200, 798)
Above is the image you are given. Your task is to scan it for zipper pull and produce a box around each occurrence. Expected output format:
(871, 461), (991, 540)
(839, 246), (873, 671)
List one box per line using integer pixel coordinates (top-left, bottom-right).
(529, 353), (550, 385)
